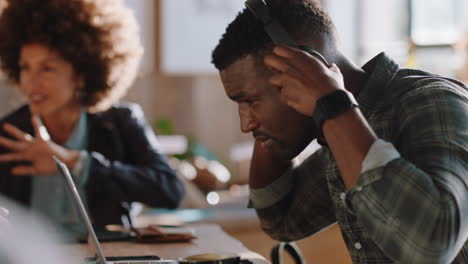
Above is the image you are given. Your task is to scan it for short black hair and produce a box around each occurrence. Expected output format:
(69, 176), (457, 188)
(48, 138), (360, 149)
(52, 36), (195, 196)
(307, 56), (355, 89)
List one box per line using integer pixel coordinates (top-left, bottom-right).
(211, 0), (334, 71)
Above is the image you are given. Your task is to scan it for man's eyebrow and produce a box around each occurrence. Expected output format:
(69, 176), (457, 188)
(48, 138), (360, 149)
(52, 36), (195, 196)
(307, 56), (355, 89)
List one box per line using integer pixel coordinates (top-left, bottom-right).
(229, 91), (248, 101)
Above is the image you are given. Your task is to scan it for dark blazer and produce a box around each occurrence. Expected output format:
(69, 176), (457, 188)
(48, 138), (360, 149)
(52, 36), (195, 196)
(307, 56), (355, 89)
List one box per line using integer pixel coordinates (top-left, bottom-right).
(0, 103), (184, 227)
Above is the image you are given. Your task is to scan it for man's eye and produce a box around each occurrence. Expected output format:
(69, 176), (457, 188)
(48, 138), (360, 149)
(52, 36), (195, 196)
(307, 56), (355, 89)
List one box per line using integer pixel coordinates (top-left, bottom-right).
(244, 99), (256, 105)
(248, 99), (260, 107)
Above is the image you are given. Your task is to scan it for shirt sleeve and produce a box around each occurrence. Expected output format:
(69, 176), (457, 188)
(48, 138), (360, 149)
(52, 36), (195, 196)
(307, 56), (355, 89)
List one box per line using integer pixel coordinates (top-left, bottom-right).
(251, 148), (337, 242)
(360, 139), (400, 174)
(345, 82), (468, 263)
(249, 168), (294, 209)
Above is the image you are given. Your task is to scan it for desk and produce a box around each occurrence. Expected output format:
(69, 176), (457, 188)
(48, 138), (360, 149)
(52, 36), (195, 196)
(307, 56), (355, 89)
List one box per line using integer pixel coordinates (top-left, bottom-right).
(71, 224), (268, 263)
(133, 208), (352, 264)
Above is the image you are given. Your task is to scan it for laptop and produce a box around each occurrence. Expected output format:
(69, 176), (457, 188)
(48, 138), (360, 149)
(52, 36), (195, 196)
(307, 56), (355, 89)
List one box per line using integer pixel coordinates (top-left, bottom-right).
(53, 156), (178, 264)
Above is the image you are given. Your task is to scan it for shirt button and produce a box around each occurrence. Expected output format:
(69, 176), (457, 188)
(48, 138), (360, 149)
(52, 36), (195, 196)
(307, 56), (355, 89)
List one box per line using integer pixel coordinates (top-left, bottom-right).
(354, 242), (362, 250)
(340, 192), (346, 200)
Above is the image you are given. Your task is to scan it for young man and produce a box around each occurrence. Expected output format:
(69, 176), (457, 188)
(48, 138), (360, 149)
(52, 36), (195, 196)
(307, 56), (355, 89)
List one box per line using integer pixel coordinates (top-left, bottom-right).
(212, 0), (468, 263)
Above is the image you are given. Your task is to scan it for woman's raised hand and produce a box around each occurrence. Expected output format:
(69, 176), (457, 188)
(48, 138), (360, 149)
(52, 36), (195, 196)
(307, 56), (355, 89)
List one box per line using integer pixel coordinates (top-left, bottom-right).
(0, 115), (77, 176)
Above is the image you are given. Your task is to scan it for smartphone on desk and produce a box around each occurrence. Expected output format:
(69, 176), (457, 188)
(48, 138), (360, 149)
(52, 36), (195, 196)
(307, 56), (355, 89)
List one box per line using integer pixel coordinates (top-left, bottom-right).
(70, 229), (133, 243)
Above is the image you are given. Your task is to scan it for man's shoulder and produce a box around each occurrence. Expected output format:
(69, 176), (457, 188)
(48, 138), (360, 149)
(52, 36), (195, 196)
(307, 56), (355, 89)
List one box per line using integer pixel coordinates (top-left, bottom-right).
(390, 69), (467, 103)
(395, 68), (466, 90)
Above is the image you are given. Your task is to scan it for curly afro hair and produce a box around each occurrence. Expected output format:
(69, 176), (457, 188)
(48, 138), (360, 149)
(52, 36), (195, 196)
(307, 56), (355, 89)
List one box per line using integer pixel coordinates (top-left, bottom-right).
(211, 0), (334, 71)
(0, 0), (143, 111)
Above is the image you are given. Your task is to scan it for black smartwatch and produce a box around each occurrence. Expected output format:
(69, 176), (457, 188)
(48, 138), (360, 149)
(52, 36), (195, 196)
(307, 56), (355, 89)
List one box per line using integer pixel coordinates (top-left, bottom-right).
(312, 90), (358, 144)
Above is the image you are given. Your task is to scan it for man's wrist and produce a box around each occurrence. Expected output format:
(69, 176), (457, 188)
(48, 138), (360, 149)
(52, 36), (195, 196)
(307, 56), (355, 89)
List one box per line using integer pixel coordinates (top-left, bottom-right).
(313, 89), (359, 145)
(322, 109), (377, 188)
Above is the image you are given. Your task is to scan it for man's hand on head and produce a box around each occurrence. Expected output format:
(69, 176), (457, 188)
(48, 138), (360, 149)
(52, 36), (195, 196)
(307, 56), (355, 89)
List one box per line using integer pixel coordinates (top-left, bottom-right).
(264, 45), (345, 116)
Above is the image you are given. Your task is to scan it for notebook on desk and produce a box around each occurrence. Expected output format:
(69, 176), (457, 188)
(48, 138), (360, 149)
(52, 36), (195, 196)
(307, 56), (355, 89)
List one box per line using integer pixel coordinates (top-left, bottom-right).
(53, 156), (177, 264)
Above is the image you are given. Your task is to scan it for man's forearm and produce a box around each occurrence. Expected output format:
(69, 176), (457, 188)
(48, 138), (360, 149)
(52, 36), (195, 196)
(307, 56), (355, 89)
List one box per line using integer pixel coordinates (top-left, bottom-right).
(322, 108), (377, 189)
(249, 141), (293, 188)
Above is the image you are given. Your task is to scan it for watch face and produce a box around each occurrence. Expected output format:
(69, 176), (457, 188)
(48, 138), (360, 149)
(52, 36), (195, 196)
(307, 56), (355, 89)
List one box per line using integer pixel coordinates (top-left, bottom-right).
(325, 90), (354, 110)
(312, 90), (358, 129)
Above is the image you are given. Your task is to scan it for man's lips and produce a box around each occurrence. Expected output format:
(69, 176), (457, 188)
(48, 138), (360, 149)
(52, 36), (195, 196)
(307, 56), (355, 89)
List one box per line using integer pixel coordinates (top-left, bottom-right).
(256, 136), (274, 149)
(254, 135), (271, 142)
(253, 132), (277, 149)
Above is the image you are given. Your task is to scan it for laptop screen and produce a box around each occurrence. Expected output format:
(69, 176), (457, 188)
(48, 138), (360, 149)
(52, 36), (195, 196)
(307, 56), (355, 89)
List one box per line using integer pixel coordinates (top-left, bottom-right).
(54, 156), (176, 264)
(53, 156), (108, 263)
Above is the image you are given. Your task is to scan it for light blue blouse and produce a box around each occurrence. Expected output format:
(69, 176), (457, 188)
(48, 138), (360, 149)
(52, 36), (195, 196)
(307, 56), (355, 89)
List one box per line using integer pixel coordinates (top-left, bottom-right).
(31, 111), (91, 239)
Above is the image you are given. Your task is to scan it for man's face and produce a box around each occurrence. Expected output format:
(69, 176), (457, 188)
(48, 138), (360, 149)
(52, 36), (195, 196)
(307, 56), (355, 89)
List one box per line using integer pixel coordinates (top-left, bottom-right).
(220, 54), (317, 160)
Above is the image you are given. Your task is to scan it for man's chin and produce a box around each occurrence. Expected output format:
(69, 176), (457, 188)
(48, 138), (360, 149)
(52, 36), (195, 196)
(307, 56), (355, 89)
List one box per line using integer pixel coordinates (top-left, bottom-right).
(269, 145), (302, 161)
(271, 140), (314, 161)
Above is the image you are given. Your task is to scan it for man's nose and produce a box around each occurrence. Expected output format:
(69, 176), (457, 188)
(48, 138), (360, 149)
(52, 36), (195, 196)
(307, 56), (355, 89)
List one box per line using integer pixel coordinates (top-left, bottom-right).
(239, 106), (258, 133)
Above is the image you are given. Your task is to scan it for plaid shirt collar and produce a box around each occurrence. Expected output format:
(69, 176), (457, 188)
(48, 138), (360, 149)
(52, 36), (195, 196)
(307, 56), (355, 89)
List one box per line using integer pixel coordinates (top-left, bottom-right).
(358, 52), (400, 111)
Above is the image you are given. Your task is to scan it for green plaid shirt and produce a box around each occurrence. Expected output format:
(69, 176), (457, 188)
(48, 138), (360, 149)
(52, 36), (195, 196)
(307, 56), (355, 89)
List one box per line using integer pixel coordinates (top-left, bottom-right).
(250, 53), (468, 263)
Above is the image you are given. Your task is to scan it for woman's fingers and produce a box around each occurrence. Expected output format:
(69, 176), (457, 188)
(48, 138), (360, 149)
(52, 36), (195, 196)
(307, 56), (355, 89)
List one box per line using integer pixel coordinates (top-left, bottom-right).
(11, 165), (36, 176)
(31, 115), (50, 141)
(0, 136), (25, 151)
(3, 123), (33, 142)
(0, 152), (26, 162)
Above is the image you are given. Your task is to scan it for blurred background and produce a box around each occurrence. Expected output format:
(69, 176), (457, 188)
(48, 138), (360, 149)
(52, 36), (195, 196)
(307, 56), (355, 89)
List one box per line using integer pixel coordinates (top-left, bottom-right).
(0, 0), (466, 263)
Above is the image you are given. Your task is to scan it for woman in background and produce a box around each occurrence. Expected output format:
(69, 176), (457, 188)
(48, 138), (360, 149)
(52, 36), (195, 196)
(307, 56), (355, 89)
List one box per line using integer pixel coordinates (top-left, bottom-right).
(0, 0), (184, 235)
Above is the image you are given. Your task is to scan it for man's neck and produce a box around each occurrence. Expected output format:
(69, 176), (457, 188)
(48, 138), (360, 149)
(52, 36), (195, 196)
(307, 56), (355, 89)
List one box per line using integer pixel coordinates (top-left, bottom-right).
(335, 55), (368, 97)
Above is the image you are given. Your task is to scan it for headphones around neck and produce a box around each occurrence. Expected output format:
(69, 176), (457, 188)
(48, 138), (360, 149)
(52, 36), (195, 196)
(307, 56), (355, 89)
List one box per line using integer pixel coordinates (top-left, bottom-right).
(245, 0), (329, 66)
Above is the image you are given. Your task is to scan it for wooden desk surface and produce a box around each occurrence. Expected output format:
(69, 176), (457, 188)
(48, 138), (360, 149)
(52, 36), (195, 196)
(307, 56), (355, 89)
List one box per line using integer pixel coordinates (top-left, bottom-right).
(72, 224), (267, 263)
